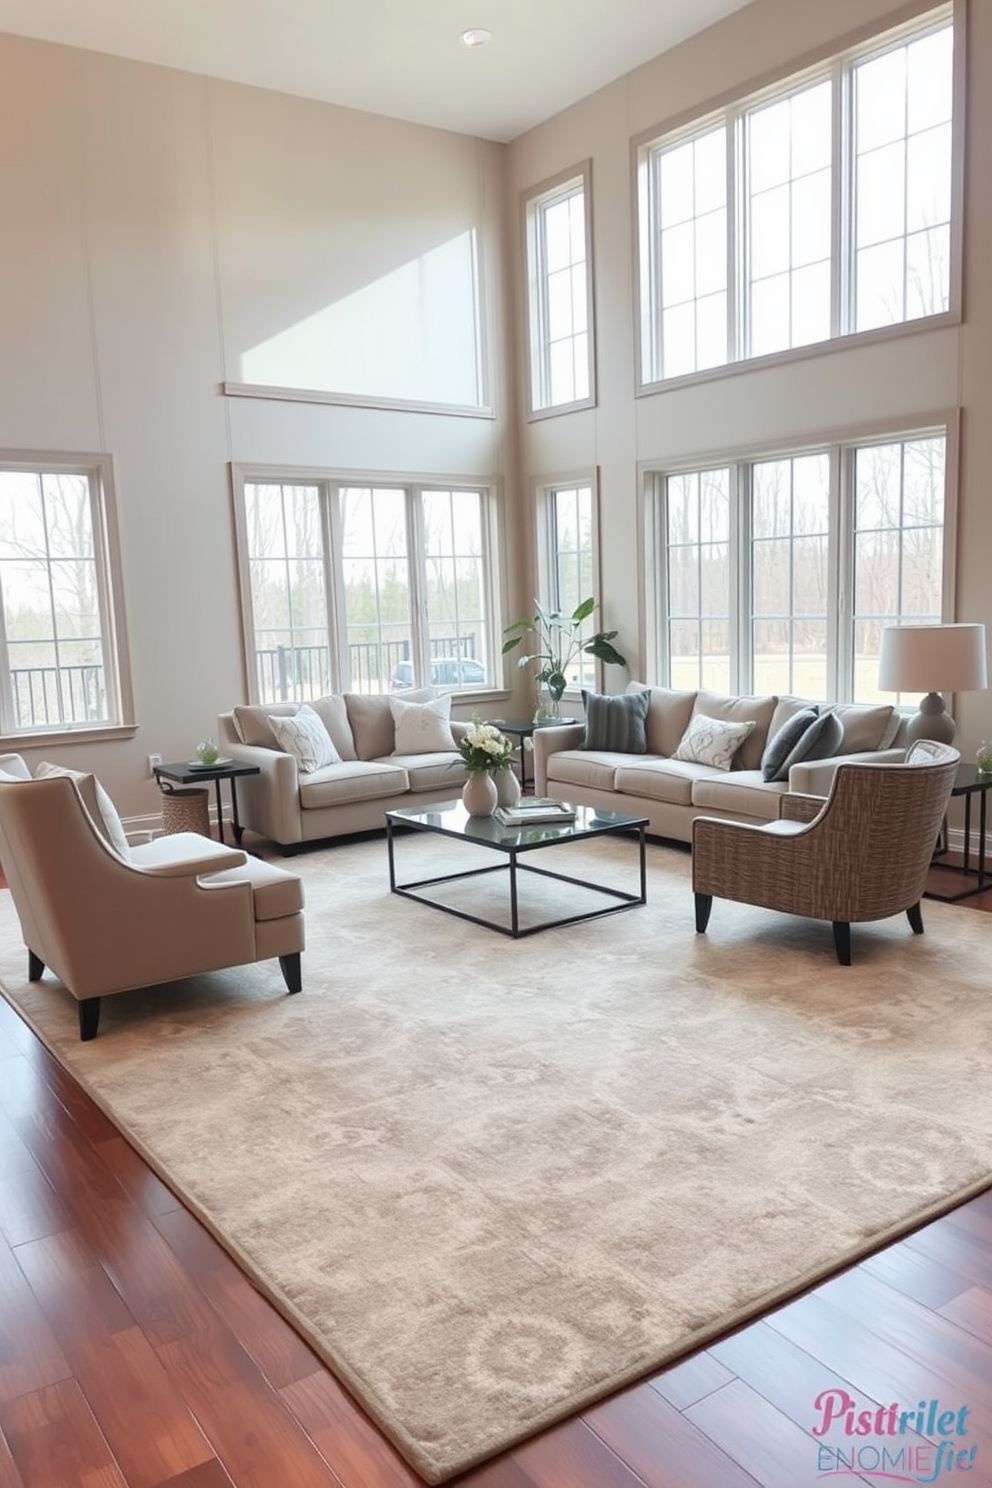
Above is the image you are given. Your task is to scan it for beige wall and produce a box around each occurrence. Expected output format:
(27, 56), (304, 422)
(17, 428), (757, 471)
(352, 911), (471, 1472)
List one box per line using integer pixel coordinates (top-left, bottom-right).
(1, 0), (988, 820)
(506, 0), (991, 751)
(0, 33), (509, 815)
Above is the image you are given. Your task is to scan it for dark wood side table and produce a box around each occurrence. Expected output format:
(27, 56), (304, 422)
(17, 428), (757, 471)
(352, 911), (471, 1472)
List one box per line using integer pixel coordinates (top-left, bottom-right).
(925, 763), (992, 902)
(488, 718), (579, 794)
(154, 760), (260, 845)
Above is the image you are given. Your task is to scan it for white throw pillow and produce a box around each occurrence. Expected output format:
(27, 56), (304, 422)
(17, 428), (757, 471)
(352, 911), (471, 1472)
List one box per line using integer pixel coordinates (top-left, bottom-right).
(390, 694), (457, 754)
(673, 713), (756, 772)
(34, 761), (131, 859)
(269, 704), (341, 773)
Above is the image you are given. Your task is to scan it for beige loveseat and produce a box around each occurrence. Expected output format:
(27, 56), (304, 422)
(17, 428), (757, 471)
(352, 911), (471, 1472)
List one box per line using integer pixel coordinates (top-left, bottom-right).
(533, 685), (908, 842)
(217, 692), (470, 849)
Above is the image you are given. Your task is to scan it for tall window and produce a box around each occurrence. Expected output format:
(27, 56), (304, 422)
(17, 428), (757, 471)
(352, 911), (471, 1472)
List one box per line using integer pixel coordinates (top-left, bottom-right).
(546, 482), (597, 691)
(638, 5), (954, 386)
(750, 453), (830, 698)
(0, 458), (128, 735)
(236, 474), (495, 702)
(524, 163), (595, 414)
(853, 26), (953, 329)
(852, 436), (945, 700)
(654, 429), (946, 702)
(665, 469), (732, 691)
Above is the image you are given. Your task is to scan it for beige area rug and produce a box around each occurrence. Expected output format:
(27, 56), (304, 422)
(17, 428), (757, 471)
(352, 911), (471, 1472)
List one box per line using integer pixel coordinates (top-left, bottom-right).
(3, 831), (992, 1483)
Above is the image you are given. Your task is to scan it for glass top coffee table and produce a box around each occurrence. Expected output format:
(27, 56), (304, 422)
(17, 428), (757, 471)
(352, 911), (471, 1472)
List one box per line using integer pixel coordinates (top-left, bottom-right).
(384, 799), (648, 938)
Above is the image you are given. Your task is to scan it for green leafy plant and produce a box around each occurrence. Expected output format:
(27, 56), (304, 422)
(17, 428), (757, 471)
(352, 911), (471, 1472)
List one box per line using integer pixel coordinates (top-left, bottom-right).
(502, 598), (626, 706)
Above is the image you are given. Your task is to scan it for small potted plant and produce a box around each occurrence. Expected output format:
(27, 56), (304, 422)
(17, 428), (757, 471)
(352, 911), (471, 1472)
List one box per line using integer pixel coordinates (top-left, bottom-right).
(502, 597), (626, 720)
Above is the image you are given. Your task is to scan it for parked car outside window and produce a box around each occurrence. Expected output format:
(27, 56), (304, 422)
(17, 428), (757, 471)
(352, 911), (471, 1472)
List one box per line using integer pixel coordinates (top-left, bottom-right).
(390, 658), (486, 691)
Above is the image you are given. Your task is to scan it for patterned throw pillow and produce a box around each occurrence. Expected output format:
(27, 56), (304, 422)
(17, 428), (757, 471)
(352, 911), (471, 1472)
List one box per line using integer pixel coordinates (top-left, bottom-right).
(389, 694), (457, 754)
(269, 704), (341, 773)
(673, 713), (756, 772)
(581, 689), (651, 752)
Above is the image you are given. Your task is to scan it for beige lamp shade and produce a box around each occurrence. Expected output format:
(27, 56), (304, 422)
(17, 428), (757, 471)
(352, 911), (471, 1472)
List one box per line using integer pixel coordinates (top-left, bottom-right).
(878, 622), (988, 744)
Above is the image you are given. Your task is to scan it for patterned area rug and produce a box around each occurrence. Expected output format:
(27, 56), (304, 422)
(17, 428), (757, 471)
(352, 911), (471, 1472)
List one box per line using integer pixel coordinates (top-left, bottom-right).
(2, 830), (992, 1483)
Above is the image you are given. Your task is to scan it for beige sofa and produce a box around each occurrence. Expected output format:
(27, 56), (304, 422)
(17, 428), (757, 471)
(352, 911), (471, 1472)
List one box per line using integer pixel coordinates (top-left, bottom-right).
(533, 685), (908, 842)
(217, 692), (470, 849)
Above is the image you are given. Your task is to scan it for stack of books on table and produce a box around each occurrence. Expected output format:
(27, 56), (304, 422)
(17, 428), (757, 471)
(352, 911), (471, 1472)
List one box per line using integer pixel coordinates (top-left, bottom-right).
(495, 798), (577, 826)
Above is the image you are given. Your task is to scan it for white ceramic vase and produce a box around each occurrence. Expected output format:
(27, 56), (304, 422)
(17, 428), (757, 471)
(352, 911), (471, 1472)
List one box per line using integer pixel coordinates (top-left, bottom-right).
(462, 771), (498, 818)
(495, 768), (521, 808)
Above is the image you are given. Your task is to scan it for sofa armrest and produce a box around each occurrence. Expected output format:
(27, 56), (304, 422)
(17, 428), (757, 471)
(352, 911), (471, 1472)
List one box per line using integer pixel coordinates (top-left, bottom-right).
(532, 722), (585, 796)
(130, 833), (248, 877)
(213, 732), (303, 843)
(787, 747), (904, 797)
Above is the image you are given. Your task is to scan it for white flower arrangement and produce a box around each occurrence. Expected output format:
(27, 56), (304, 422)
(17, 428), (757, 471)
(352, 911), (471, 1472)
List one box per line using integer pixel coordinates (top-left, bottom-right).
(459, 715), (516, 775)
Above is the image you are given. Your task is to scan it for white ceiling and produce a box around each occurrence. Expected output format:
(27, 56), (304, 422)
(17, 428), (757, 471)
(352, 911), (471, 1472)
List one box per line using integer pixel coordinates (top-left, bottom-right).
(0, 0), (756, 142)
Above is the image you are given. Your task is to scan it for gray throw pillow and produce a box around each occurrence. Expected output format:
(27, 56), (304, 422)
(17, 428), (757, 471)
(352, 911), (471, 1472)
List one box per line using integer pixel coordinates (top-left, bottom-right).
(761, 706), (819, 782)
(777, 709), (845, 777)
(582, 689), (650, 753)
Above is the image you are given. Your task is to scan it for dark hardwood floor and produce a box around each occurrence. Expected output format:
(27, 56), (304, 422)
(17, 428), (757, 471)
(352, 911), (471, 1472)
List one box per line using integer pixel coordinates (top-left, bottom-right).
(1, 863), (991, 1488)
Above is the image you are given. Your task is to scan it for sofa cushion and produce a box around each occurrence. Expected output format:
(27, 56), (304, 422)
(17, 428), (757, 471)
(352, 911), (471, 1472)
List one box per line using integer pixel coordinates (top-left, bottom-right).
(639, 687), (697, 757)
(613, 758), (706, 806)
(691, 691), (777, 770)
(761, 706), (819, 782)
(546, 750), (627, 792)
(298, 760), (410, 808)
(232, 702), (298, 748)
(390, 694), (456, 753)
(582, 688), (650, 752)
(205, 855), (305, 922)
(310, 694), (358, 761)
(345, 689), (433, 760)
(269, 704), (340, 773)
(394, 753), (468, 793)
(691, 770), (789, 821)
(674, 714), (756, 772)
(832, 702), (895, 753)
(35, 761), (131, 860)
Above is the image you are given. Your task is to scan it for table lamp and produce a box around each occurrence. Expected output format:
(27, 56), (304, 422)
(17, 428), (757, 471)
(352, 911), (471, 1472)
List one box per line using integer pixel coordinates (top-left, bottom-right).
(877, 622), (988, 744)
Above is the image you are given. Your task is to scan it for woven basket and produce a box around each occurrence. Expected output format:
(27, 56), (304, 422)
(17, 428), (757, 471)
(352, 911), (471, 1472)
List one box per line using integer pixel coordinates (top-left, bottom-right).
(159, 781), (210, 837)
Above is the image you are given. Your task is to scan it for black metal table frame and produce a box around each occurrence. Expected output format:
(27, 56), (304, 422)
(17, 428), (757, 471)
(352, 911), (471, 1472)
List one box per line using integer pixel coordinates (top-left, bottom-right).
(153, 761), (260, 845)
(385, 808), (647, 938)
(926, 767), (992, 902)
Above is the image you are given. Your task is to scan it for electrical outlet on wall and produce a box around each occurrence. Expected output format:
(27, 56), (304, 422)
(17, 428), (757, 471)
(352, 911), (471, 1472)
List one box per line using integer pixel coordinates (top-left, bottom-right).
(147, 753), (163, 776)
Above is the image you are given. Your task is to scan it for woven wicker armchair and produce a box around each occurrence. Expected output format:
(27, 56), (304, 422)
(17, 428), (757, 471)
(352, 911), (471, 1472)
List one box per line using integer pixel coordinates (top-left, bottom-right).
(692, 741), (960, 964)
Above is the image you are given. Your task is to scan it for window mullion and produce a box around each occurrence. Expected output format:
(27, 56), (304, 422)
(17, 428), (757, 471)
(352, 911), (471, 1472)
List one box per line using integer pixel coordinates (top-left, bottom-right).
(407, 487), (429, 681)
(323, 484), (346, 693)
(831, 445), (850, 701)
(733, 462), (748, 693)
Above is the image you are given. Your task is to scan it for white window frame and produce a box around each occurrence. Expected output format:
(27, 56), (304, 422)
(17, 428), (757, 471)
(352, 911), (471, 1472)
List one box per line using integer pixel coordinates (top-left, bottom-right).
(523, 162), (596, 419)
(644, 418), (955, 705)
(635, 1), (960, 393)
(0, 451), (133, 743)
(231, 465), (504, 703)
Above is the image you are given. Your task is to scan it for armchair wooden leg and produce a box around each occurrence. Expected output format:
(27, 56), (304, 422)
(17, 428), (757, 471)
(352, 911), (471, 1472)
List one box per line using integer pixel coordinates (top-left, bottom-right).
(694, 893), (713, 933)
(832, 921), (852, 966)
(78, 997), (101, 1041)
(28, 950), (44, 981)
(906, 901), (924, 935)
(279, 953), (302, 994)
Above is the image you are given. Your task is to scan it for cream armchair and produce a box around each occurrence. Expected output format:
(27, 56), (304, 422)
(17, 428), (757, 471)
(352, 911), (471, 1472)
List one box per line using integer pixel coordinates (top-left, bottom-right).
(691, 741), (959, 964)
(0, 772), (305, 1039)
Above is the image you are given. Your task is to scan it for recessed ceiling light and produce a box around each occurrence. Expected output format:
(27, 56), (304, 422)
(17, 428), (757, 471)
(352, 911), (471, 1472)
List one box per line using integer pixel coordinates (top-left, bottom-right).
(460, 28), (492, 48)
